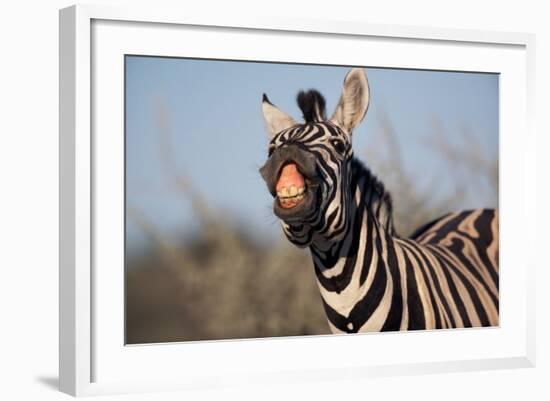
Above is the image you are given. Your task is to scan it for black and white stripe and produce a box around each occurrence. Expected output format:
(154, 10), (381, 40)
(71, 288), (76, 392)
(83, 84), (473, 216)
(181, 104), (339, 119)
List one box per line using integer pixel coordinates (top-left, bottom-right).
(260, 68), (499, 332)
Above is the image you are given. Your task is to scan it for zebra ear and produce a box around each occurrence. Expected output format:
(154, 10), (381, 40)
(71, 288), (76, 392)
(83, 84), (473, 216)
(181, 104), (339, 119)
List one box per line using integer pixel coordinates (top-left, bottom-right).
(331, 68), (370, 135)
(262, 94), (297, 137)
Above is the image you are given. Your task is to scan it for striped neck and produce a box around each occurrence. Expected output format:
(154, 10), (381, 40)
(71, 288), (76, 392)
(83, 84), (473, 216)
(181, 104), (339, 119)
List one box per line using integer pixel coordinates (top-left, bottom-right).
(309, 159), (400, 333)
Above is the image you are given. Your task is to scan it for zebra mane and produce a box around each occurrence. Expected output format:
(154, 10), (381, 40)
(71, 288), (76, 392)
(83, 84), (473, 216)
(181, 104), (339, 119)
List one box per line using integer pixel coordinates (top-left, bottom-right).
(351, 158), (396, 235)
(297, 89), (327, 123)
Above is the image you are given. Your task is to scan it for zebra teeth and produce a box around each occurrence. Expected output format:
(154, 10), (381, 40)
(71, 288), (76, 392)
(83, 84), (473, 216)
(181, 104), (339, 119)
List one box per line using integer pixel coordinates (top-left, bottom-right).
(278, 191), (305, 209)
(277, 186), (306, 199)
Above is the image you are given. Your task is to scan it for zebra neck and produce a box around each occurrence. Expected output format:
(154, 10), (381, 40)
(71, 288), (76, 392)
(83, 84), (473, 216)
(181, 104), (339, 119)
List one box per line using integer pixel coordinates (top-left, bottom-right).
(309, 161), (402, 333)
(310, 159), (395, 278)
(310, 174), (391, 290)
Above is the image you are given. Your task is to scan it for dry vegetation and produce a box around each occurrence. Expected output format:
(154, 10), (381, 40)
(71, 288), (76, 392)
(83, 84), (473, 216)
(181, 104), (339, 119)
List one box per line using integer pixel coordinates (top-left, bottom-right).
(126, 220), (328, 343)
(365, 112), (498, 236)
(126, 107), (497, 344)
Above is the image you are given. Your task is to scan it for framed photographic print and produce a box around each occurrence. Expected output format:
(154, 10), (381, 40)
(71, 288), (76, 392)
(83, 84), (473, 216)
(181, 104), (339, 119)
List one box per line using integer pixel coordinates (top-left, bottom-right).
(59, 4), (536, 396)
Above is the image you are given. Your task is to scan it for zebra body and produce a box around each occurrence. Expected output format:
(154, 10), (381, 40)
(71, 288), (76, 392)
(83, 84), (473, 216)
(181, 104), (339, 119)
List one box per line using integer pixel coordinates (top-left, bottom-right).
(313, 159), (499, 333)
(259, 68), (499, 333)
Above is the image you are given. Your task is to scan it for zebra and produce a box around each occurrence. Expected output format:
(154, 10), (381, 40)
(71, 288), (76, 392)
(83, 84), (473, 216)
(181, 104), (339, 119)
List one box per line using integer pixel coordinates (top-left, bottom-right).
(259, 68), (499, 333)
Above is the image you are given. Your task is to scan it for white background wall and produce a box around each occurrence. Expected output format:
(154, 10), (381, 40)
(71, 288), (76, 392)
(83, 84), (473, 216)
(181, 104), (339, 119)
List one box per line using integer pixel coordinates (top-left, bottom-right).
(0, 0), (547, 399)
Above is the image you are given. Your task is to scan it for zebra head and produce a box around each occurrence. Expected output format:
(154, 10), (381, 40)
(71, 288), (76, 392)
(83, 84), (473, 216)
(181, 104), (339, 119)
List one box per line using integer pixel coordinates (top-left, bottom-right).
(259, 68), (370, 247)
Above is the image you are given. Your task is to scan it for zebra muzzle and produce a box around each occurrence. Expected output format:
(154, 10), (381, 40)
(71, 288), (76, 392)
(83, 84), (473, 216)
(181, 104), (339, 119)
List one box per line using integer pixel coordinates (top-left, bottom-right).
(259, 144), (318, 221)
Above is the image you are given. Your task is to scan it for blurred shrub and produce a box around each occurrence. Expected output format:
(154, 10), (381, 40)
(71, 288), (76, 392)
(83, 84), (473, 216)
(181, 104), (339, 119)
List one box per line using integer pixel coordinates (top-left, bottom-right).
(364, 113), (498, 236)
(126, 218), (329, 343)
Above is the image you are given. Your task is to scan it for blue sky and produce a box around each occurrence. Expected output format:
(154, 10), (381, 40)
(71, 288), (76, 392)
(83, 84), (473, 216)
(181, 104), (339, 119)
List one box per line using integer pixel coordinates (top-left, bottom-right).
(125, 56), (498, 253)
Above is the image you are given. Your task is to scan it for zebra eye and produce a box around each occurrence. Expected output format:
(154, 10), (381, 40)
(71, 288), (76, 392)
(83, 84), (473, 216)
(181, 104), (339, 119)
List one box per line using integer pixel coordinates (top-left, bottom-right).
(331, 139), (347, 154)
(268, 146), (276, 157)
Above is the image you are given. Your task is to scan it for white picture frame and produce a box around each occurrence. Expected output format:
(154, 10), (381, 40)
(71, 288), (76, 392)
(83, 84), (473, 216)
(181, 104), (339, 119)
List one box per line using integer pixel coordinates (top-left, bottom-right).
(59, 4), (536, 397)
